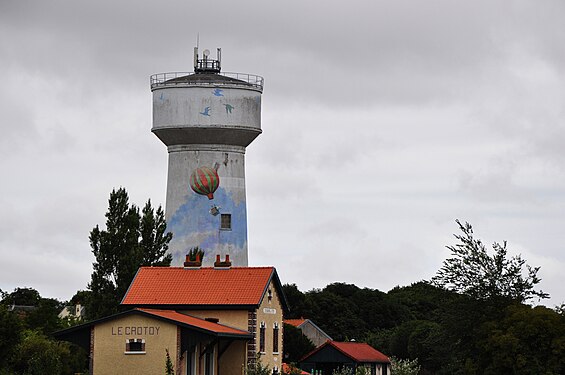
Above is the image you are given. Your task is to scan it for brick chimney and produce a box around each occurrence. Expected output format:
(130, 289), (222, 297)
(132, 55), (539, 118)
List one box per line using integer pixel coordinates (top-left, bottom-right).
(214, 254), (232, 269)
(184, 252), (202, 269)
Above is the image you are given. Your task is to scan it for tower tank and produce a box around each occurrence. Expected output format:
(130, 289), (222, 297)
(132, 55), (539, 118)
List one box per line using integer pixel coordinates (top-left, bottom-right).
(150, 47), (263, 266)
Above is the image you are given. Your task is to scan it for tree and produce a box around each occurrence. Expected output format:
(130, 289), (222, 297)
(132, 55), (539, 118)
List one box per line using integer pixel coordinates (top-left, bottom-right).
(1, 287), (41, 307)
(390, 357), (421, 375)
(0, 304), (23, 368)
(165, 348), (175, 375)
(283, 323), (315, 363)
(432, 220), (548, 303)
(87, 188), (172, 319)
(245, 355), (270, 375)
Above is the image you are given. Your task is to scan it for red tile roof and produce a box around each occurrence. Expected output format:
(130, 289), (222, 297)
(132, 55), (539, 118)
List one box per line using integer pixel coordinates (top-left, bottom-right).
(284, 318), (307, 327)
(136, 308), (251, 336)
(121, 266), (276, 307)
(302, 341), (390, 363)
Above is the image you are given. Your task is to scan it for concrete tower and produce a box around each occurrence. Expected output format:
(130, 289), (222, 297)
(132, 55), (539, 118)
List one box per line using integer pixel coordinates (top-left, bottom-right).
(150, 47), (263, 266)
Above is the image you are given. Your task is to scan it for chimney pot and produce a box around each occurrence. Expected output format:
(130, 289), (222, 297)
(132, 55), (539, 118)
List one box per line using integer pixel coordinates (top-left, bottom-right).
(214, 253), (232, 269)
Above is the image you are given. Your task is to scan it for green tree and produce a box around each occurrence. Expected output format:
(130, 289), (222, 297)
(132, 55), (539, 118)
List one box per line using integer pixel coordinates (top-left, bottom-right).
(477, 305), (565, 374)
(87, 188), (172, 319)
(10, 330), (67, 375)
(282, 284), (309, 319)
(25, 297), (64, 336)
(0, 304), (23, 368)
(432, 220), (548, 303)
(186, 246), (205, 262)
(245, 355), (271, 375)
(283, 323), (315, 363)
(1, 287), (41, 307)
(390, 356), (420, 375)
(165, 348), (175, 375)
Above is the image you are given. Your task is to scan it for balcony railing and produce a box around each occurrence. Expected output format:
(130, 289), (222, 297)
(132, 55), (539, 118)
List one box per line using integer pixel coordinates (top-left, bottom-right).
(150, 72), (264, 91)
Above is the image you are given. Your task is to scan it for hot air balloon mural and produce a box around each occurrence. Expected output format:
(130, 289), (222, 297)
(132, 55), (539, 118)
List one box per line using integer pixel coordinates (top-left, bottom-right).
(189, 165), (220, 199)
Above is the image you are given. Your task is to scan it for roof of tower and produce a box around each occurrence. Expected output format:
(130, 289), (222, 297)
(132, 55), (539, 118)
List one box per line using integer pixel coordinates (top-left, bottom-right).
(165, 73), (250, 85)
(150, 71), (264, 91)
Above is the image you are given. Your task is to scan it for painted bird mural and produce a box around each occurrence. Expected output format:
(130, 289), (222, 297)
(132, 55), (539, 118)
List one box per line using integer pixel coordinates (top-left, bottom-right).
(200, 106), (211, 116)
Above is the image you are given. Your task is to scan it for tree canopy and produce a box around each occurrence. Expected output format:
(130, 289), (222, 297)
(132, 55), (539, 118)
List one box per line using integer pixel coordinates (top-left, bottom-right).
(87, 188), (172, 319)
(431, 220), (548, 303)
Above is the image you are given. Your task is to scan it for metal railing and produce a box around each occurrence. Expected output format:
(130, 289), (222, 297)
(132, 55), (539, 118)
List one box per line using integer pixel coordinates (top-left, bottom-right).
(150, 72), (264, 91)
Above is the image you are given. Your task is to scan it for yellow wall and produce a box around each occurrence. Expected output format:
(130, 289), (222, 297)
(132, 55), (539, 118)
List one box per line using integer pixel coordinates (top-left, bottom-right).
(219, 340), (248, 375)
(255, 279), (284, 372)
(93, 314), (178, 375)
(181, 309), (249, 331)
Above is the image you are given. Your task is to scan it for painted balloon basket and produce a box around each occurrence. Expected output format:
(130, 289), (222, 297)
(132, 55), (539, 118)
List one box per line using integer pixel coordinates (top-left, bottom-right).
(189, 166), (220, 199)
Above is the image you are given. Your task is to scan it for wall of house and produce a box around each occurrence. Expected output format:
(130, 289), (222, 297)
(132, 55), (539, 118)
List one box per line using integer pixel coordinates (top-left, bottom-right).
(300, 321), (331, 347)
(218, 340), (248, 375)
(92, 315), (179, 375)
(255, 279), (284, 372)
(181, 309), (249, 331)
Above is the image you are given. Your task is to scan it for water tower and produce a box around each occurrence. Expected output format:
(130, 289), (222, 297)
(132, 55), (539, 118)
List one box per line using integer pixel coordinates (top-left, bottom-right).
(150, 47), (263, 266)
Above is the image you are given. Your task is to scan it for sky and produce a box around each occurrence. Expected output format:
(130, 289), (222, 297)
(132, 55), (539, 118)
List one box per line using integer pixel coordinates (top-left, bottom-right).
(1, 0), (564, 307)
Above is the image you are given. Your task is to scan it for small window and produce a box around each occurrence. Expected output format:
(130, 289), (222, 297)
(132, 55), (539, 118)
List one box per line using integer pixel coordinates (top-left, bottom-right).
(220, 214), (231, 230)
(125, 339), (146, 354)
(273, 322), (279, 353)
(259, 322), (266, 353)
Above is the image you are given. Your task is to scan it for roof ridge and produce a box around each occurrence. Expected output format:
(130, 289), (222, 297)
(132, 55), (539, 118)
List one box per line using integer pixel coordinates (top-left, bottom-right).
(138, 266), (275, 270)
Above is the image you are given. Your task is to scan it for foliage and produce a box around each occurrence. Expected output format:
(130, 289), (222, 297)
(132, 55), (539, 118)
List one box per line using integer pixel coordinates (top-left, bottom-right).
(87, 188), (172, 319)
(283, 323), (315, 363)
(282, 363), (303, 374)
(9, 330), (81, 375)
(331, 367), (353, 375)
(186, 246), (205, 262)
(244, 355), (271, 375)
(1, 287), (41, 307)
(0, 304), (23, 367)
(0, 287), (64, 336)
(477, 304), (565, 374)
(165, 348), (175, 375)
(0, 287), (88, 374)
(432, 220), (548, 303)
(390, 356), (421, 375)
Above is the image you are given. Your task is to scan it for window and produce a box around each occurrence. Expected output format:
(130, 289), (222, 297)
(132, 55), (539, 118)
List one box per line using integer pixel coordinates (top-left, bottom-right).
(125, 339), (145, 354)
(259, 322), (266, 353)
(220, 214), (231, 230)
(273, 322), (279, 353)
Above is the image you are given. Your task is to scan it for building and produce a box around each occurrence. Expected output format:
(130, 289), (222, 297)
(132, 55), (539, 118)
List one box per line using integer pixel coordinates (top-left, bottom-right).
(150, 47), (264, 267)
(56, 259), (288, 375)
(58, 304), (85, 321)
(300, 341), (391, 375)
(284, 318), (333, 347)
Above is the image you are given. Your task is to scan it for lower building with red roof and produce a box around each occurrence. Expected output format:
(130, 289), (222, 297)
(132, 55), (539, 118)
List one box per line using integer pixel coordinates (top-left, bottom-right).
(299, 340), (391, 375)
(56, 258), (289, 375)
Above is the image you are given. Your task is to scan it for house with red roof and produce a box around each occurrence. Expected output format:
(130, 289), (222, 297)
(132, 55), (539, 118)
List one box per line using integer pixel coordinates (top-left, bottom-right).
(299, 341), (391, 375)
(56, 256), (289, 375)
(284, 318), (333, 347)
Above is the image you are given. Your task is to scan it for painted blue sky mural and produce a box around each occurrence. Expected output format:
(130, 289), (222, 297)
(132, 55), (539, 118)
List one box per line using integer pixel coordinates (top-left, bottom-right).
(168, 186), (247, 265)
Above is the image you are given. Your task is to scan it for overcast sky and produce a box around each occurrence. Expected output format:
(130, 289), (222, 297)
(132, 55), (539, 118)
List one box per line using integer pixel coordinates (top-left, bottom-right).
(1, 0), (564, 307)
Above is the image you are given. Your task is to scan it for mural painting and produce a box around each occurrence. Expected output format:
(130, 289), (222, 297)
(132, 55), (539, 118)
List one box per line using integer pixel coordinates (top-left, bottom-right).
(168, 161), (247, 266)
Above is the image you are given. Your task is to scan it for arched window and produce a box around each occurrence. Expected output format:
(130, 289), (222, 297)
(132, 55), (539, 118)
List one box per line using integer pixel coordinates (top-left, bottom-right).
(259, 321), (266, 353)
(273, 322), (279, 353)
